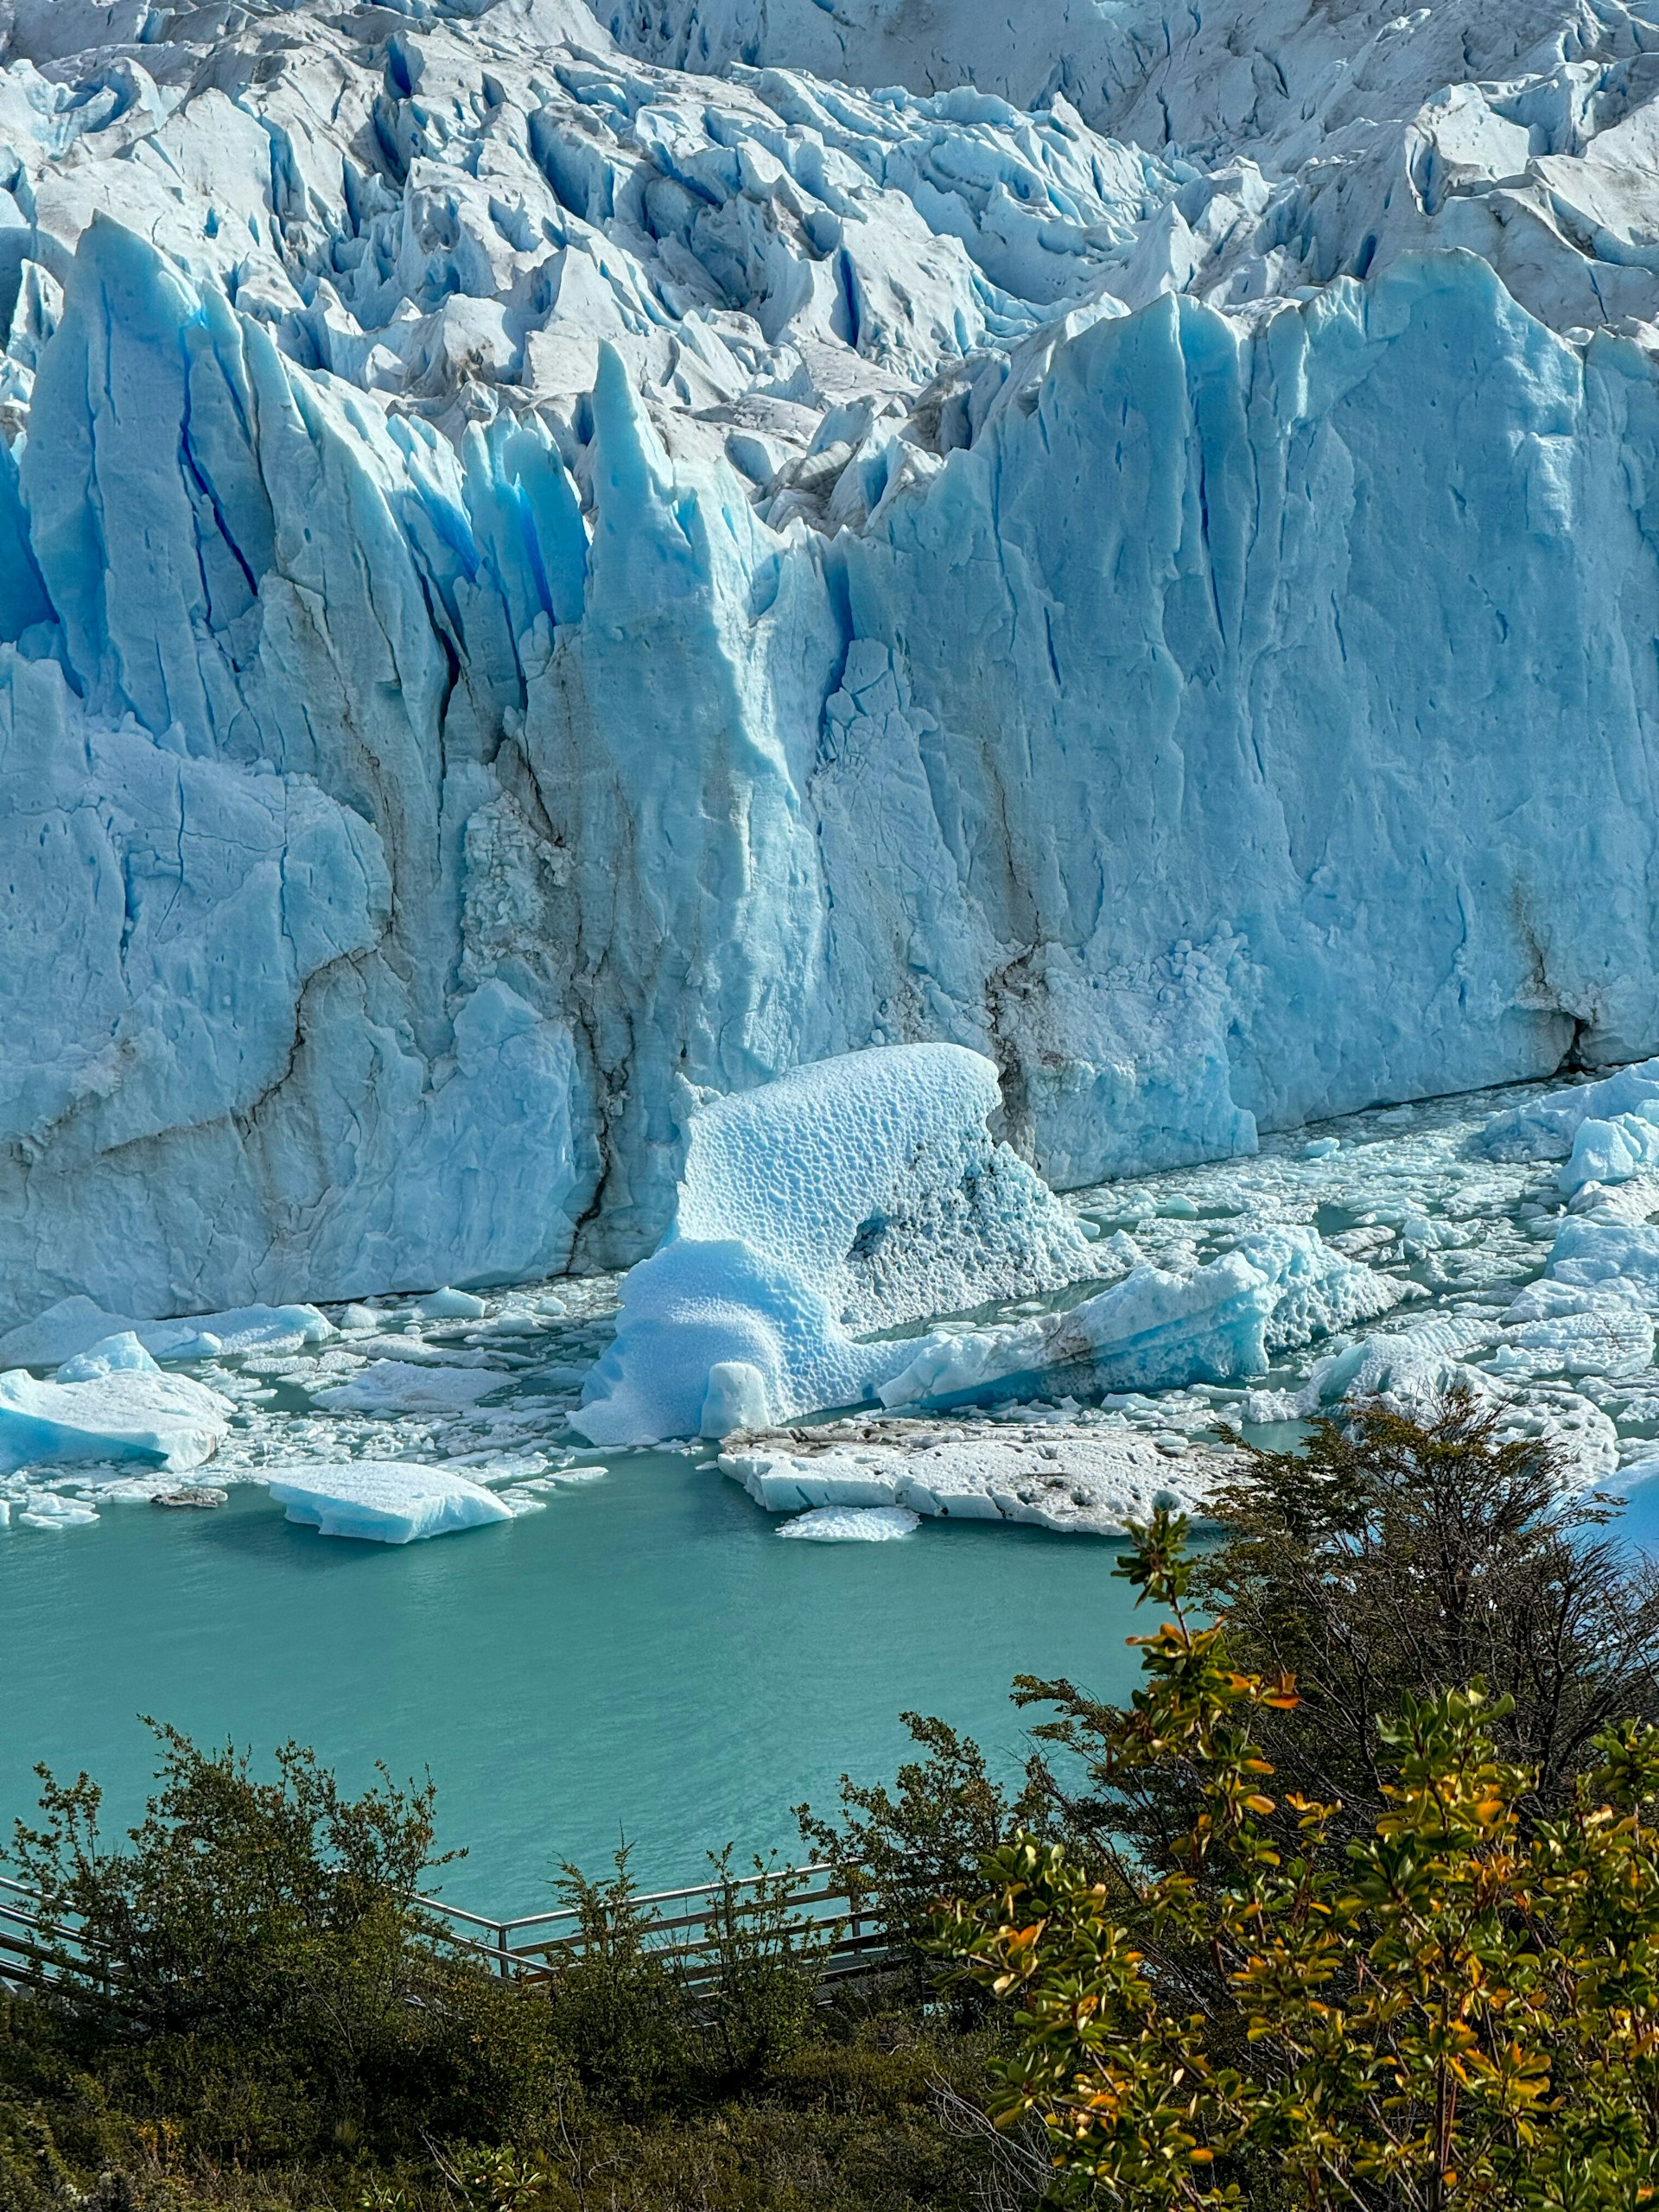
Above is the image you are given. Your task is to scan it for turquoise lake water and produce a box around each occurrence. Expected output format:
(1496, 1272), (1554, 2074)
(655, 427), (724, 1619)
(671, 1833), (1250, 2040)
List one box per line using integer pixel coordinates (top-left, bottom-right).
(0, 1454), (1147, 1916)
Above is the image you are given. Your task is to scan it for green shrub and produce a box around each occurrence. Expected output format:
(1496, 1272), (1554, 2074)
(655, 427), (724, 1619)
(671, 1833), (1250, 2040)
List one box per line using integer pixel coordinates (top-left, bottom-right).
(7, 1724), (565, 2159)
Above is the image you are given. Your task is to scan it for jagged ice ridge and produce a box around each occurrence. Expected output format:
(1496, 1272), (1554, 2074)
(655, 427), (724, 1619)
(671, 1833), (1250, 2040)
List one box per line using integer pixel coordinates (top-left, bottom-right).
(9, 0), (1659, 1325)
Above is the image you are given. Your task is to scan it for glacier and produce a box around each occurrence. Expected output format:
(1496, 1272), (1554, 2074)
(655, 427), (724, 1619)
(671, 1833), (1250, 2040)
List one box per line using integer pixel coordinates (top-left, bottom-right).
(11, 0), (1659, 1330)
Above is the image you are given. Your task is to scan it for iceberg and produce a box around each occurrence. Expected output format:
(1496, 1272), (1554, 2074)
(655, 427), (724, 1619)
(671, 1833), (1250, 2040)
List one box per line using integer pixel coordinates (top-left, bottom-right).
(571, 1043), (1092, 1444)
(309, 1363), (512, 1415)
(776, 1506), (921, 1541)
(725, 1421), (1217, 1535)
(1478, 1062), (1659, 1194)
(267, 1463), (514, 1544)
(0, 1361), (232, 1474)
(14, 0), (1659, 1325)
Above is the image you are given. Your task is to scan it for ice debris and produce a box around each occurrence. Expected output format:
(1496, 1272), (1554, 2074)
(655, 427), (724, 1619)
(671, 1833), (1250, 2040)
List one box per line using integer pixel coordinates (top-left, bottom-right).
(725, 1419), (1217, 1536)
(267, 1464), (514, 1544)
(0, 1300), (335, 1370)
(776, 1506), (921, 1541)
(310, 1363), (512, 1414)
(1478, 1061), (1659, 1196)
(876, 1229), (1401, 1412)
(571, 1045), (1092, 1445)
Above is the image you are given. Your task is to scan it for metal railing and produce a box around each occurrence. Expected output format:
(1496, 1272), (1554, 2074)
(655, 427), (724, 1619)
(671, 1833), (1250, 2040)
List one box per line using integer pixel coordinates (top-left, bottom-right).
(416, 1864), (895, 1986)
(0, 1865), (899, 1996)
(0, 1872), (97, 1991)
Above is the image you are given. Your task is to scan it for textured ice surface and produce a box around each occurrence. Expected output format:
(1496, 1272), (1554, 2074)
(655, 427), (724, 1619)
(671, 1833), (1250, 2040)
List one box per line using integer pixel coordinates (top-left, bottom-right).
(268, 1462), (514, 1543)
(11, 1077), (1659, 1544)
(775, 1504), (920, 1541)
(13, 2), (1659, 1324)
(0, 1365), (232, 1474)
(877, 1227), (1400, 1413)
(310, 1361), (513, 1414)
(571, 1045), (1091, 1444)
(726, 1418), (1215, 1535)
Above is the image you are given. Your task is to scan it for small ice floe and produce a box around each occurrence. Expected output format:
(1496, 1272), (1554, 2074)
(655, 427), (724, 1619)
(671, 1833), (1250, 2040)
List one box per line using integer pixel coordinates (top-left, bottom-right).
(412, 1287), (488, 1320)
(17, 1491), (99, 1530)
(151, 1487), (227, 1510)
(0, 1299), (334, 1369)
(267, 1462), (513, 1543)
(308, 1361), (511, 1414)
(777, 1505), (921, 1541)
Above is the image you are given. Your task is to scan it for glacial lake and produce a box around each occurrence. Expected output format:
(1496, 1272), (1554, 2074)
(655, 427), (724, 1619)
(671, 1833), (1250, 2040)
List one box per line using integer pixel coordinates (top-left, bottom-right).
(0, 1450), (1147, 1916)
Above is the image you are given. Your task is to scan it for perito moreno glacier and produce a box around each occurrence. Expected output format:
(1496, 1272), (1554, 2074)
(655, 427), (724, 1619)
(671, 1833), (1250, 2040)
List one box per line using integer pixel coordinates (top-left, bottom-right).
(9, 0), (1659, 1331)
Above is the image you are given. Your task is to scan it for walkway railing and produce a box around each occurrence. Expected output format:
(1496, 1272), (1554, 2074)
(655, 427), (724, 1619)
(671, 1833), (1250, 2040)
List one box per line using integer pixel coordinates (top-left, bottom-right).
(0, 1866), (899, 1995)
(416, 1864), (895, 1986)
(0, 1873), (95, 1991)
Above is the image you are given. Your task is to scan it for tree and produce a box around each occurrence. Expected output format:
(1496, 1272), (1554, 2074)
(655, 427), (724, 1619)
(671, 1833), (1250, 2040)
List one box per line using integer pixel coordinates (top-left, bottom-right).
(1016, 1395), (1659, 1866)
(942, 1509), (1659, 2212)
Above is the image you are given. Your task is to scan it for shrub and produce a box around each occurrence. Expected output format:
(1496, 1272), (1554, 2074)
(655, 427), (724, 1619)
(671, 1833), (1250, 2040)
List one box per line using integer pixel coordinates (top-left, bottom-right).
(7, 1723), (564, 2158)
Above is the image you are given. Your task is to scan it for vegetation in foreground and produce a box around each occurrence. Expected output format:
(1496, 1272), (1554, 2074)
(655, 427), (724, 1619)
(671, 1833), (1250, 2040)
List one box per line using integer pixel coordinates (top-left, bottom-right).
(4, 1396), (1659, 2212)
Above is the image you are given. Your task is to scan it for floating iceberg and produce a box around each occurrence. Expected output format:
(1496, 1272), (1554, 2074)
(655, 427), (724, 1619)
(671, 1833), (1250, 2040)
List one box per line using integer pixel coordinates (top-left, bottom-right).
(310, 1363), (512, 1415)
(267, 1463), (514, 1544)
(571, 1044), (1092, 1445)
(0, 1354), (232, 1474)
(776, 1506), (921, 1541)
(726, 1421), (1216, 1536)
(0, 1299), (336, 1370)
(1478, 1062), (1659, 1195)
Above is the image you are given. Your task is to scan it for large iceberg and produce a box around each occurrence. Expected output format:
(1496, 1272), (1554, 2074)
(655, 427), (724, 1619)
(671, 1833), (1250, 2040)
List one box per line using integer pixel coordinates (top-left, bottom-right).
(570, 1043), (1093, 1443)
(0, 1338), (232, 1473)
(12, 0), (1659, 1324)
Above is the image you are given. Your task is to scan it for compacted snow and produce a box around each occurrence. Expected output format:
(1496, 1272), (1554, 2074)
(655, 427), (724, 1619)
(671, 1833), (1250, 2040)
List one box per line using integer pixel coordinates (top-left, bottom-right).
(11, 0), (1659, 1327)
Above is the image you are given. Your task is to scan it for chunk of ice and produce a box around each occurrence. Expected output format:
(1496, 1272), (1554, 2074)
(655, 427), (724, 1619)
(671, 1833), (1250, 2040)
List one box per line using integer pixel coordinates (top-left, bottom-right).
(573, 1045), (1092, 1445)
(0, 1367), (233, 1473)
(310, 1361), (511, 1414)
(776, 1506), (921, 1541)
(267, 1462), (514, 1543)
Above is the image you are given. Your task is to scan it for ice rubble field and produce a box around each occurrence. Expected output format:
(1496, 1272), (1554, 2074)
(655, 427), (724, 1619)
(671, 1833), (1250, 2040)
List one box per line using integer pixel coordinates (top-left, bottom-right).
(14, 1051), (1659, 1548)
(16, 0), (1659, 1332)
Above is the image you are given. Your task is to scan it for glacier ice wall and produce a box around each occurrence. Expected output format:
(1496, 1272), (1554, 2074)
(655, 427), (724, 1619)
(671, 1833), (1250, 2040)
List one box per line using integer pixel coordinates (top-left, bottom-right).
(10, 0), (1659, 1324)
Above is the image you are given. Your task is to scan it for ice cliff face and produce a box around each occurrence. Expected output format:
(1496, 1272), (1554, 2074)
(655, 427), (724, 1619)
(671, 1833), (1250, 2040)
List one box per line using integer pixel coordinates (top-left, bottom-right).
(10, 0), (1659, 1324)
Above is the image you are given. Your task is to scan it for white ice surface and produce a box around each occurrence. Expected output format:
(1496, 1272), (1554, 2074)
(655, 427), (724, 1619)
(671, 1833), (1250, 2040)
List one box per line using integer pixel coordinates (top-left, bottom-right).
(776, 1504), (920, 1541)
(727, 1420), (1214, 1535)
(0, 1365), (232, 1473)
(310, 1361), (513, 1414)
(571, 1044), (1091, 1443)
(16, 1075), (1659, 1543)
(267, 1462), (515, 1543)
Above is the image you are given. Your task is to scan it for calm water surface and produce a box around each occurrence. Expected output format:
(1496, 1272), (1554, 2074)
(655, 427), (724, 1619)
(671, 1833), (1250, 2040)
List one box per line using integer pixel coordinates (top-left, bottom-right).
(0, 1455), (1146, 1914)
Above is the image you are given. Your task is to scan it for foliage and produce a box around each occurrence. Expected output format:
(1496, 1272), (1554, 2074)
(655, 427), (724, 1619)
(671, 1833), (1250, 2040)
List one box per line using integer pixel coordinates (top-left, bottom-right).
(5, 1723), (563, 2158)
(943, 1505), (1659, 2212)
(797, 1713), (1049, 2004)
(1013, 1395), (1659, 1868)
